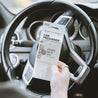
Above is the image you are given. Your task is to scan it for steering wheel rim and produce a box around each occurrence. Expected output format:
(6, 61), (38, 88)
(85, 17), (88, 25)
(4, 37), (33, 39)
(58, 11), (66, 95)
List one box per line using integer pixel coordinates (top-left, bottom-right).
(1, 0), (98, 96)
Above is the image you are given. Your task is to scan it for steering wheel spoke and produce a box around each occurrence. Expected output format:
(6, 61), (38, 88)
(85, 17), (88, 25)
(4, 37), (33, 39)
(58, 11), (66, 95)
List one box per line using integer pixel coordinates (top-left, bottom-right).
(69, 48), (90, 83)
(12, 40), (34, 47)
(60, 25), (90, 84)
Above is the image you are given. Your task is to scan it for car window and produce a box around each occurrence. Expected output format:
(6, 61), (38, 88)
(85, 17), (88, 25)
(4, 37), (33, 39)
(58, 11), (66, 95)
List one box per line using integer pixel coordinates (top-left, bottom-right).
(0, 0), (98, 14)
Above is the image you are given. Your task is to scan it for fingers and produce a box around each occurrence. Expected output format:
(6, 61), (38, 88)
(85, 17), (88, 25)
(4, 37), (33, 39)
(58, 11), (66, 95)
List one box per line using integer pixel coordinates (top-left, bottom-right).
(51, 61), (70, 76)
(58, 61), (69, 72)
(58, 64), (68, 69)
(58, 61), (65, 67)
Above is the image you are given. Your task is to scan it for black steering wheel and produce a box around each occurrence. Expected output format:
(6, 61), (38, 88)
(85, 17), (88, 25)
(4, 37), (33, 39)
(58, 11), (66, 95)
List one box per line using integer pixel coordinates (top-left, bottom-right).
(1, 0), (98, 97)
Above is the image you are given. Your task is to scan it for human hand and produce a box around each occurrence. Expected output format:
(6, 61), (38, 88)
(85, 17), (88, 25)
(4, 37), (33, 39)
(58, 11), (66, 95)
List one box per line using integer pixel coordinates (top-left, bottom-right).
(50, 61), (70, 98)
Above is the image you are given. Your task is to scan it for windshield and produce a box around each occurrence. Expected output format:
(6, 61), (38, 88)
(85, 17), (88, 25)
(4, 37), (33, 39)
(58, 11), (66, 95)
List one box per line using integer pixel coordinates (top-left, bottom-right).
(0, 0), (98, 14)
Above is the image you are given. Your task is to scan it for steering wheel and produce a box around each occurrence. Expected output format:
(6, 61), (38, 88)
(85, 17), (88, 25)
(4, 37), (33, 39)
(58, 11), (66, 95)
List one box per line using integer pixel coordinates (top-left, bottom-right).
(1, 0), (98, 97)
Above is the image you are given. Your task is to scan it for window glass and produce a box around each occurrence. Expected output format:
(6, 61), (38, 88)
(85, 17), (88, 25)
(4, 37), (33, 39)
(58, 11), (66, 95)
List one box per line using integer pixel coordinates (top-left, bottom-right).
(0, 0), (97, 14)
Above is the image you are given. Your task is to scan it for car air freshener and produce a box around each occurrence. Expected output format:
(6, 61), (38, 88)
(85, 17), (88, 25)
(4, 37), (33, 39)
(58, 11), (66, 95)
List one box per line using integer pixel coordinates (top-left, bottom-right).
(32, 21), (65, 81)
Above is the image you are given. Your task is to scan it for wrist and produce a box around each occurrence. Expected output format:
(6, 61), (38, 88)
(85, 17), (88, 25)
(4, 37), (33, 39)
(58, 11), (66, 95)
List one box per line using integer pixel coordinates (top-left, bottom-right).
(51, 89), (68, 98)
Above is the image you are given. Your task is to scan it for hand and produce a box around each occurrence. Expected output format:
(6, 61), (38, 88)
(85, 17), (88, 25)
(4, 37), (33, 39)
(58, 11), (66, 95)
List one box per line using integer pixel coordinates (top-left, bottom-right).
(50, 61), (70, 98)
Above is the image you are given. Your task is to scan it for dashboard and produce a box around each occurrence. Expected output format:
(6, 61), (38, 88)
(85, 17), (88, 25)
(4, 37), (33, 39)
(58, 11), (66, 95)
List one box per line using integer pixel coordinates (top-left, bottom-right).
(0, 1), (98, 98)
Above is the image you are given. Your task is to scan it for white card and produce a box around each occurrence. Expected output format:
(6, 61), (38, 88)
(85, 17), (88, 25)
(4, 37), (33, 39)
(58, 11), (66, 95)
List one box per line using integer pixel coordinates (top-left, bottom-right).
(33, 21), (65, 81)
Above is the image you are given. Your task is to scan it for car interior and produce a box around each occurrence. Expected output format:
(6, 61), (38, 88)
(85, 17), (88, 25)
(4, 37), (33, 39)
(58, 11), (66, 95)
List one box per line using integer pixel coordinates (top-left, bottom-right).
(0, 0), (98, 98)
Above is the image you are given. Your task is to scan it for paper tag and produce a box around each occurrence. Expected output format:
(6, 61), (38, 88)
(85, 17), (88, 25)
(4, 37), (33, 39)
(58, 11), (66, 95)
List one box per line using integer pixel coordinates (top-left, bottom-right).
(22, 60), (34, 85)
(33, 21), (65, 81)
